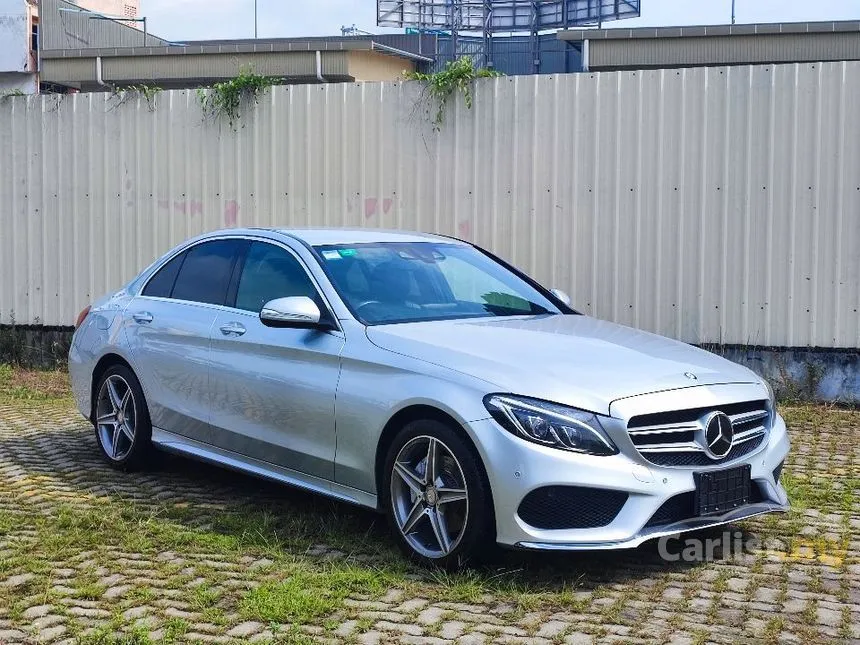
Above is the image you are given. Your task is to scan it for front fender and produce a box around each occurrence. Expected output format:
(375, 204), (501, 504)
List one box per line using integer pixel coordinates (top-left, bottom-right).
(333, 341), (493, 494)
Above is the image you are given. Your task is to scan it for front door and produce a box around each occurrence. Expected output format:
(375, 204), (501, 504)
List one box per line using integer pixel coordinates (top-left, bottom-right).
(207, 240), (344, 480)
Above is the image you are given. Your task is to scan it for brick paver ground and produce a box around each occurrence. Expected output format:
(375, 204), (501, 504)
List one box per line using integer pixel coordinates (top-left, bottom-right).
(0, 397), (856, 644)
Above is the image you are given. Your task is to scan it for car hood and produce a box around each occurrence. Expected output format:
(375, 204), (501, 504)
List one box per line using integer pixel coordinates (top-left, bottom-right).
(365, 315), (759, 416)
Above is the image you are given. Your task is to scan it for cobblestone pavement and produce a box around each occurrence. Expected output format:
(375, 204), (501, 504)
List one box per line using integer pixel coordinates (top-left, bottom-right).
(0, 398), (857, 644)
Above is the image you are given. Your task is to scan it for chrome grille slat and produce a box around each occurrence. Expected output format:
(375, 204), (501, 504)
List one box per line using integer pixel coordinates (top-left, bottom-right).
(730, 410), (769, 424)
(733, 426), (766, 444)
(638, 442), (704, 454)
(627, 423), (699, 436)
(627, 400), (770, 468)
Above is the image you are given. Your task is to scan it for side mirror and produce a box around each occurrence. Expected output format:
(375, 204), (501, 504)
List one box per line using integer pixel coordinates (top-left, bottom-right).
(550, 288), (572, 306)
(260, 296), (323, 329)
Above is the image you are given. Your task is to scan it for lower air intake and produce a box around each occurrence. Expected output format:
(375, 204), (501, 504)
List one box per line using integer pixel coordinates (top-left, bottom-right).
(645, 482), (768, 528)
(773, 461), (784, 482)
(517, 486), (627, 530)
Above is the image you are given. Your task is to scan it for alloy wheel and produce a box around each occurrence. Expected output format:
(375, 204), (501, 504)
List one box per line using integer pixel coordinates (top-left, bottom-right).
(95, 374), (137, 461)
(390, 435), (469, 559)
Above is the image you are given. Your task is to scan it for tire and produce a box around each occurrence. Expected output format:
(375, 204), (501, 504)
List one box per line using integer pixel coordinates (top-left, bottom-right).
(383, 419), (493, 569)
(92, 364), (153, 471)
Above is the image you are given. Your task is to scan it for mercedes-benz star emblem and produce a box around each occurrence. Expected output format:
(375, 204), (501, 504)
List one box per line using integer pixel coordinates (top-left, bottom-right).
(703, 411), (734, 459)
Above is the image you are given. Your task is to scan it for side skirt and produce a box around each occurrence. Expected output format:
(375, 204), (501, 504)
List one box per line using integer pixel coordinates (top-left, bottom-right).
(151, 427), (378, 510)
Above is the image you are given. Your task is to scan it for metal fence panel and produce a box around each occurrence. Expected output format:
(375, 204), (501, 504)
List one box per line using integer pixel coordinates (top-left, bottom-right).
(1, 62), (858, 348)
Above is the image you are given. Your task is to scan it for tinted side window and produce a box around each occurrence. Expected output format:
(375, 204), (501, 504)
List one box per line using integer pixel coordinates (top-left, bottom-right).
(235, 242), (317, 313)
(172, 240), (242, 306)
(142, 252), (185, 298)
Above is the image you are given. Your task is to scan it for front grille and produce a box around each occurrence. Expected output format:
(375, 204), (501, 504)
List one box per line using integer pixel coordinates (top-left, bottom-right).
(517, 486), (627, 530)
(627, 400), (769, 468)
(644, 434), (764, 467)
(644, 481), (767, 528)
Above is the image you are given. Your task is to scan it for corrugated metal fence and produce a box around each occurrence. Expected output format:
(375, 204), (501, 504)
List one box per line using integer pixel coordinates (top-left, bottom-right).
(1, 61), (858, 348)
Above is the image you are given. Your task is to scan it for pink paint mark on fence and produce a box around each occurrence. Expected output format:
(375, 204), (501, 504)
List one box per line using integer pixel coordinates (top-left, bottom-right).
(364, 198), (378, 219)
(458, 221), (472, 240)
(383, 198), (393, 214)
(224, 200), (239, 227)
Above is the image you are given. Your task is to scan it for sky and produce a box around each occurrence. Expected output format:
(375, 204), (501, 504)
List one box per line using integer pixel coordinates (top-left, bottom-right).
(141, 0), (860, 42)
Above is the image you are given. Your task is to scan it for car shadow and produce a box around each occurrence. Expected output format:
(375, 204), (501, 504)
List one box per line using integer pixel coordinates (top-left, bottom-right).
(2, 422), (757, 592)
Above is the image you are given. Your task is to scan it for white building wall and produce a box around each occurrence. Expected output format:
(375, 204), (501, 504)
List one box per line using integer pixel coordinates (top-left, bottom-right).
(0, 62), (858, 349)
(0, 73), (37, 93)
(0, 0), (30, 73)
(71, 0), (137, 19)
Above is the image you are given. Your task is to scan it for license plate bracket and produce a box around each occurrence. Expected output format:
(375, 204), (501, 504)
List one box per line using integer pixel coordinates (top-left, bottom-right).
(694, 465), (751, 516)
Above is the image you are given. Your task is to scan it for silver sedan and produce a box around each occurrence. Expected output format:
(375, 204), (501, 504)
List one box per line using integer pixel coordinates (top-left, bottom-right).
(69, 228), (790, 568)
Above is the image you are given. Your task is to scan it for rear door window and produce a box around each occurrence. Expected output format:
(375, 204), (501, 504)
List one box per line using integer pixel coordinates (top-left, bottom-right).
(171, 239), (243, 306)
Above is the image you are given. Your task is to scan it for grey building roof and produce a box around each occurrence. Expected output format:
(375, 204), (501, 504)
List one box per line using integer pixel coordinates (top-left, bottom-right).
(559, 20), (860, 70)
(559, 20), (860, 41)
(38, 0), (434, 91)
(42, 37), (434, 62)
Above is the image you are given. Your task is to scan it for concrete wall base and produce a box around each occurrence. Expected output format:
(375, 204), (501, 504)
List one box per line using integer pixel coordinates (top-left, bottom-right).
(704, 344), (859, 406)
(0, 325), (73, 370)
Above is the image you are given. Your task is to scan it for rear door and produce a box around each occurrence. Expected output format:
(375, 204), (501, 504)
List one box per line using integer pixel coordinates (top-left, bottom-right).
(124, 238), (245, 442)
(207, 240), (344, 479)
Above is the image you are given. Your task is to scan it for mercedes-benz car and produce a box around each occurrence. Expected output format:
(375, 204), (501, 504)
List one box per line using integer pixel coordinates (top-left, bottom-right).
(69, 228), (790, 567)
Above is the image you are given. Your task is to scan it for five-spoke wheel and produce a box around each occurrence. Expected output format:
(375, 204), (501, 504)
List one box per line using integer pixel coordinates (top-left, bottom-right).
(385, 420), (492, 568)
(96, 374), (137, 461)
(391, 435), (470, 558)
(93, 364), (152, 469)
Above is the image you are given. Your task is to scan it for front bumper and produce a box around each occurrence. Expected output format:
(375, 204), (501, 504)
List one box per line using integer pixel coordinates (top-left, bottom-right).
(468, 412), (790, 550)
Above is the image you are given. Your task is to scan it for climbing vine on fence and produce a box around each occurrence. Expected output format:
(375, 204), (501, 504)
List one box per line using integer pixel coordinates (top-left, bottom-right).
(109, 83), (162, 111)
(197, 67), (283, 127)
(405, 56), (502, 129)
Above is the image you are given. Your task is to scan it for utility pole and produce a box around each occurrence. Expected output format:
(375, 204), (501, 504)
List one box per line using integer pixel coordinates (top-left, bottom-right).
(254, 0), (258, 38)
(731, 0), (736, 24)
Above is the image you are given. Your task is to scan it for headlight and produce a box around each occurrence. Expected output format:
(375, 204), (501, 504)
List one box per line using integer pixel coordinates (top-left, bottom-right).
(484, 394), (618, 456)
(763, 379), (777, 409)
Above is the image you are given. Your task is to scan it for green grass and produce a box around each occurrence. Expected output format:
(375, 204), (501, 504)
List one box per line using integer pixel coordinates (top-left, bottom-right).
(0, 367), (856, 642)
(76, 626), (153, 645)
(0, 363), (72, 401)
(240, 565), (388, 623)
(191, 583), (221, 610)
(781, 471), (857, 513)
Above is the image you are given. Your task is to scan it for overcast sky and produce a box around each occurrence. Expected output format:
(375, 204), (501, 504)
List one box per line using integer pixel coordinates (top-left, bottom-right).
(141, 0), (860, 42)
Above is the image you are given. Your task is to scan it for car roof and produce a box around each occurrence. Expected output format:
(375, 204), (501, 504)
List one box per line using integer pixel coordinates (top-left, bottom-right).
(199, 227), (466, 246)
(275, 228), (464, 246)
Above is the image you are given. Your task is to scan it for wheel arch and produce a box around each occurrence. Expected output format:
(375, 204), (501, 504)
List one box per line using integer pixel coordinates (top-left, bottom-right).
(89, 353), (135, 422)
(374, 404), (495, 528)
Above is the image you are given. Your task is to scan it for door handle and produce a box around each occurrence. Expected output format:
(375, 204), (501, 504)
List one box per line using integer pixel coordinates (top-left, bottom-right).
(132, 312), (154, 324)
(219, 322), (246, 337)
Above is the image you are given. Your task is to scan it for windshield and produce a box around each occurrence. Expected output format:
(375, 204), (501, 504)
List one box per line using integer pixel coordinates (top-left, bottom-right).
(314, 242), (565, 325)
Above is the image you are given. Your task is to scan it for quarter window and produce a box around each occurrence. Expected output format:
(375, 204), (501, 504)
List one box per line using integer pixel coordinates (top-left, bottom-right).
(171, 240), (242, 306)
(235, 242), (318, 313)
(142, 252), (185, 298)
